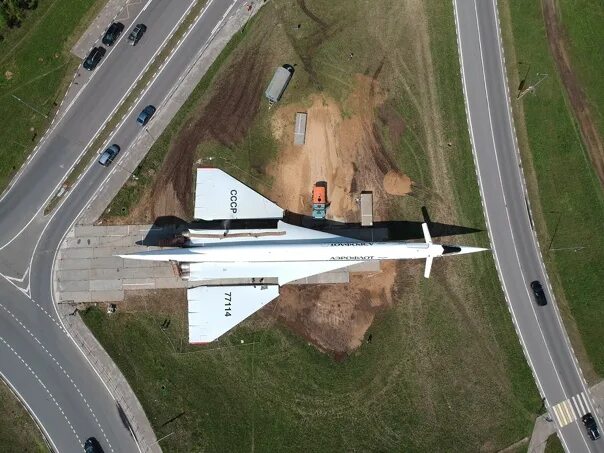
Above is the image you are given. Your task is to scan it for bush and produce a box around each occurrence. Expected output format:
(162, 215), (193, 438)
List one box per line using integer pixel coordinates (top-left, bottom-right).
(0, 0), (38, 28)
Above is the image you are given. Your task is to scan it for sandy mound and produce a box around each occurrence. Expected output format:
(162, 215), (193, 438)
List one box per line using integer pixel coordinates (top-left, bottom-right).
(383, 170), (412, 196)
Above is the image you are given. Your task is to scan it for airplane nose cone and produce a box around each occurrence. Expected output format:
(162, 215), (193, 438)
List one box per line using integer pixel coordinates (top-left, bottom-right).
(455, 246), (489, 255)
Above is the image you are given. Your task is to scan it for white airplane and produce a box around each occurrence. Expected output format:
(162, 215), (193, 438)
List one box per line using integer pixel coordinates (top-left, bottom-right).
(119, 168), (487, 343)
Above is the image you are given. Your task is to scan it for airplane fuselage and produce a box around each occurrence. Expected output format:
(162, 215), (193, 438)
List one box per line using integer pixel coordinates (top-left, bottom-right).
(120, 240), (481, 263)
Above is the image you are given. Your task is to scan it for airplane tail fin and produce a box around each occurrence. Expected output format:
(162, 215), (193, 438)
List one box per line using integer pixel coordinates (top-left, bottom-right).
(422, 222), (433, 278)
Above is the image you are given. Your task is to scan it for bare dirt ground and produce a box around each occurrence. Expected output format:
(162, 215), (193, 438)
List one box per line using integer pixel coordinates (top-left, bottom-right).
(265, 76), (415, 355)
(274, 262), (400, 358)
(542, 0), (604, 187)
(268, 75), (412, 222)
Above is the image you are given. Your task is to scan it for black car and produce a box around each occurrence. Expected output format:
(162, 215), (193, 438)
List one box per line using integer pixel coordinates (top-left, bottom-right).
(128, 23), (147, 46)
(84, 437), (104, 453)
(102, 22), (124, 46)
(530, 280), (547, 306)
(98, 144), (120, 167)
(582, 413), (601, 441)
(83, 46), (106, 71)
(136, 105), (156, 125)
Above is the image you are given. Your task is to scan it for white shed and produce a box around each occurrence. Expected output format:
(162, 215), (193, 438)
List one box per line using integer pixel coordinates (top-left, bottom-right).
(294, 112), (307, 145)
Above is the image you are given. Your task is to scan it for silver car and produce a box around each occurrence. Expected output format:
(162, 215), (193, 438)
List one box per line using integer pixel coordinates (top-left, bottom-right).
(98, 144), (120, 167)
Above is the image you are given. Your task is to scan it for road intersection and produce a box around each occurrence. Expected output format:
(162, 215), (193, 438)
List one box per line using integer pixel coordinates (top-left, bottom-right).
(0, 0), (250, 451)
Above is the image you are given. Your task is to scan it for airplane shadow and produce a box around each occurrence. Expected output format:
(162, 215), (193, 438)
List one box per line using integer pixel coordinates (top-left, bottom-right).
(137, 207), (482, 246)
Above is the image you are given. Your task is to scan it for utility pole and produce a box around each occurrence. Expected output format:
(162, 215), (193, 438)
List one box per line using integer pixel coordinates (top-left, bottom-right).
(518, 73), (548, 100)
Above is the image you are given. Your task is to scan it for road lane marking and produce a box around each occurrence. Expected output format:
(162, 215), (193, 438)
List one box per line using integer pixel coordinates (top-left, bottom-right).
(563, 400), (575, 424)
(581, 392), (591, 413)
(452, 0), (549, 402)
(0, 0), (191, 252)
(0, 335), (81, 447)
(572, 395), (584, 415)
(471, 0), (572, 408)
(552, 404), (567, 426)
(574, 394), (588, 416)
(488, 0), (593, 414)
(550, 393), (597, 428)
(0, 0), (155, 207)
(0, 299), (114, 451)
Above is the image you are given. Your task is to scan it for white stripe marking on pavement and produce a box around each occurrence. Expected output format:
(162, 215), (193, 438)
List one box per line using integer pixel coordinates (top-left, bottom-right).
(572, 395), (582, 415)
(577, 393), (589, 415)
(552, 403), (567, 426)
(581, 392), (591, 413)
(562, 400), (576, 424)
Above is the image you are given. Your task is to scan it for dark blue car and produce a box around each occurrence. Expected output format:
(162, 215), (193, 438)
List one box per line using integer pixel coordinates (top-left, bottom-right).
(136, 105), (156, 126)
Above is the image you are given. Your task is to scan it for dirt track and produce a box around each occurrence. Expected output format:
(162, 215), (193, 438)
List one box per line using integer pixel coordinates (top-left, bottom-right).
(542, 0), (604, 187)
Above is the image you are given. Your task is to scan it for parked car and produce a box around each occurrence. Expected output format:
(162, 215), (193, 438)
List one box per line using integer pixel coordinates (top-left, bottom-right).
(530, 280), (547, 306)
(136, 105), (156, 126)
(83, 47), (106, 71)
(84, 437), (104, 453)
(128, 23), (147, 46)
(102, 22), (124, 46)
(98, 144), (121, 167)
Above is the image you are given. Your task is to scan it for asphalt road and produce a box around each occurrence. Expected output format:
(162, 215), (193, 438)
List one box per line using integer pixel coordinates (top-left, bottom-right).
(0, 0), (247, 451)
(453, 0), (603, 451)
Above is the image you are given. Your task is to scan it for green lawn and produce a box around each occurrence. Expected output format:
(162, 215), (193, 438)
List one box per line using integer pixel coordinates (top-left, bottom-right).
(0, 0), (105, 192)
(0, 380), (48, 452)
(556, 0), (604, 143)
(87, 1), (541, 451)
(500, 0), (604, 379)
(545, 433), (564, 453)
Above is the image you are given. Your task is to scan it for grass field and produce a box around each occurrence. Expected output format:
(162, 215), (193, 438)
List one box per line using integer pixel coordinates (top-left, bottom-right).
(0, 380), (48, 452)
(85, 1), (542, 451)
(555, 0), (604, 145)
(499, 0), (604, 379)
(545, 433), (564, 453)
(0, 0), (105, 192)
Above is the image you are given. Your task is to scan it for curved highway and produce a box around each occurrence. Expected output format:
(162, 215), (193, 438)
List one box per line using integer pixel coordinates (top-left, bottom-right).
(453, 0), (603, 451)
(0, 0), (247, 451)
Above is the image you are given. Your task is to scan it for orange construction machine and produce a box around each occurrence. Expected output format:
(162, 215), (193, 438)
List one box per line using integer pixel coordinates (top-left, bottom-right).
(312, 182), (328, 219)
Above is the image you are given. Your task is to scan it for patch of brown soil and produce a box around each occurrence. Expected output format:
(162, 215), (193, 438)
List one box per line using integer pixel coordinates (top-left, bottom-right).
(542, 0), (604, 186)
(268, 75), (412, 222)
(383, 170), (412, 196)
(266, 76), (412, 355)
(274, 262), (399, 357)
(378, 102), (406, 145)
